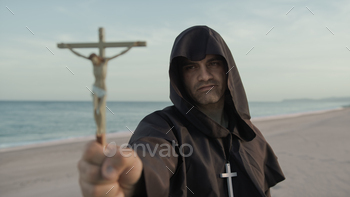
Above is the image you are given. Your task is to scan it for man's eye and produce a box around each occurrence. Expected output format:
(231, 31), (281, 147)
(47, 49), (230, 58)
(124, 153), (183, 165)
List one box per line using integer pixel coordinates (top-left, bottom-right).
(209, 61), (221, 67)
(185, 65), (195, 70)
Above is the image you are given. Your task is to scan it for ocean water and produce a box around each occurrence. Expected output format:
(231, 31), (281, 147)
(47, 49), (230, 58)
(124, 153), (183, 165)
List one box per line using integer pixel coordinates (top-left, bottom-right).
(0, 100), (349, 149)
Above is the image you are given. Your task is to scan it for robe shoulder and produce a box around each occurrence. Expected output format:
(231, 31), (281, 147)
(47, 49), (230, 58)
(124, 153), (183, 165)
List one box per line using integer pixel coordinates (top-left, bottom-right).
(129, 105), (182, 145)
(128, 106), (180, 197)
(241, 120), (285, 192)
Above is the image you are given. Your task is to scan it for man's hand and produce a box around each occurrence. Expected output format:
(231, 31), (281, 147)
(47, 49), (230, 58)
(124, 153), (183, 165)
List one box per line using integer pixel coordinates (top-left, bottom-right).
(78, 141), (143, 197)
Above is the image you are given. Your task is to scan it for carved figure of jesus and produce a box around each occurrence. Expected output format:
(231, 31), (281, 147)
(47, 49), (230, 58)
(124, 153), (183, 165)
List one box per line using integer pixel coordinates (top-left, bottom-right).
(65, 44), (133, 144)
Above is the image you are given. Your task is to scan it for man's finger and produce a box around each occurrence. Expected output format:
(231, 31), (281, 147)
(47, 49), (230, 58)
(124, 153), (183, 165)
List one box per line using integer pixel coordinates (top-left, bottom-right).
(82, 140), (106, 165)
(101, 147), (142, 185)
(101, 147), (134, 178)
(78, 159), (115, 184)
(79, 178), (120, 197)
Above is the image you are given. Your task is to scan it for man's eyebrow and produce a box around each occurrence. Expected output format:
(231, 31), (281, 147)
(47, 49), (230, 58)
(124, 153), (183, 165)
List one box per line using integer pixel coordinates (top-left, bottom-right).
(182, 60), (196, 66)
(207, 57), (223, 62)
(181, 56), (224, 67)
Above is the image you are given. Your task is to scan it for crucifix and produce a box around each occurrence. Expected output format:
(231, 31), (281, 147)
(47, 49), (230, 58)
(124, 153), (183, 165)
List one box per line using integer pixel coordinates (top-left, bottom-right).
(57, 27), (146, 147)
(220, 162), (237, 197)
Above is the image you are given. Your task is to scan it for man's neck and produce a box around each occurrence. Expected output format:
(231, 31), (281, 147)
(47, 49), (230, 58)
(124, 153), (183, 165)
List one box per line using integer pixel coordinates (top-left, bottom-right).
(196, 96), (227, 128)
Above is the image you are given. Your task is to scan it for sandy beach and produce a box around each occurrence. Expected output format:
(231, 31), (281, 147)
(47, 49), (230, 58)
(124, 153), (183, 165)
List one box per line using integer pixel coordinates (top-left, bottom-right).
(1, 108), (349, 197)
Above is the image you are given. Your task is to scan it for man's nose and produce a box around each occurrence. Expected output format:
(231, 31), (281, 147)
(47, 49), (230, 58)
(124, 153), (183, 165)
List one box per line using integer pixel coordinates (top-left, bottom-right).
(197, 66), (213, 81)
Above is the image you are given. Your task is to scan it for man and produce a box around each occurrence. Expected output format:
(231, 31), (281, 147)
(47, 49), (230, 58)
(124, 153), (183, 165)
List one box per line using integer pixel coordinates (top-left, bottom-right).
(78, 26), (285, 197)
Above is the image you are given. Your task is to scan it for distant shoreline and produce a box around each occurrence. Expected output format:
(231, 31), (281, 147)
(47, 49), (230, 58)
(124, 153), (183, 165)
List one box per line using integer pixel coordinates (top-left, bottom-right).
(0, 100), (172, 103)
(0, 97), (349, 102)
(251, 107), (344, 121)
(1, 107), (345, 152)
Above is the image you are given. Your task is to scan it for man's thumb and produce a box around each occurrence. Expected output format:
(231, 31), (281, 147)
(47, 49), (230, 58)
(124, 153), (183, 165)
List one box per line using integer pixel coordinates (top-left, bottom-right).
(102, 161), (118, 180)
(101, 145), (134, 180)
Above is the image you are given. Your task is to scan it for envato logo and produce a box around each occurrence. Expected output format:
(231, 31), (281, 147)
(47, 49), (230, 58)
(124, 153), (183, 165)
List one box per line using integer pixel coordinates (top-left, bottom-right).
(103, 140), (193, 158)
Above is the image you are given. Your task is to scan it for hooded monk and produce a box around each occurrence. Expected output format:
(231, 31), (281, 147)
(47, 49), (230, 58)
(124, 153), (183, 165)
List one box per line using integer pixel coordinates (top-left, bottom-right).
(77, 26), (285, 197)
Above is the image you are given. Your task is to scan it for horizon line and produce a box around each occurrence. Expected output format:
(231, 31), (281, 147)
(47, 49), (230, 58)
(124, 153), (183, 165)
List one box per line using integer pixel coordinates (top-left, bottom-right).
(1, 96), (349, 103)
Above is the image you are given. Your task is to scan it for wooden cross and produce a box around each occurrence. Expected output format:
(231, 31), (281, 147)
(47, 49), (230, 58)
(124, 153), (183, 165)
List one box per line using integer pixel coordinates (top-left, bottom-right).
(220, 162), (237, 197)
(57, 27), (146, 147)
(57, 28), (146, 58)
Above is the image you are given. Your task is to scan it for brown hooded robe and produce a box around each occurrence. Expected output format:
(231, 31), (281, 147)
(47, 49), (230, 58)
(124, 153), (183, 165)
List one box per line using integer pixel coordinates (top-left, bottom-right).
(129, 26), (285, 197)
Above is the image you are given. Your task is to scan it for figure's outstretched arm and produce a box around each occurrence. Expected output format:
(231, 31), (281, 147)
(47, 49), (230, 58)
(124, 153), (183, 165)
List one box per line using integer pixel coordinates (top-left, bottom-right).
(105, 44), (134, 61)
(65, 44), (89, 59)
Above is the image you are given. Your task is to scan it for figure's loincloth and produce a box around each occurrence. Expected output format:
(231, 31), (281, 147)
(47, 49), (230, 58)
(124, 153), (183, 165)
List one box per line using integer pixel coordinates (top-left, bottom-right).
(92, 85), (106, 98)
(92, 85), (106, 115)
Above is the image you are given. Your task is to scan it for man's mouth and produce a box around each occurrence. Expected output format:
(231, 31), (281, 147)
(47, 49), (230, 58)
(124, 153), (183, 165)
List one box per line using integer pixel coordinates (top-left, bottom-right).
(197, 85), (216, 91)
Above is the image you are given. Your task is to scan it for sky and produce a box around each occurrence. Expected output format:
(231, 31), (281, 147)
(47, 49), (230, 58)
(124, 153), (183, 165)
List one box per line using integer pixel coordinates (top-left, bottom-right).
(1, 0), (349, 102)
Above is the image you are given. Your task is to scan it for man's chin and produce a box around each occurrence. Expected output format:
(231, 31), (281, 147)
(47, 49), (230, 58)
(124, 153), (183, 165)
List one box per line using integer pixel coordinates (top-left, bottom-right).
(194, 96), (221, 106)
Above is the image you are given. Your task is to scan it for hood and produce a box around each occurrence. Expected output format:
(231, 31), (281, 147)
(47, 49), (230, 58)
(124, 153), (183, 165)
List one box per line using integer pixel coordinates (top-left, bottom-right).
(169, 25), (256, 141)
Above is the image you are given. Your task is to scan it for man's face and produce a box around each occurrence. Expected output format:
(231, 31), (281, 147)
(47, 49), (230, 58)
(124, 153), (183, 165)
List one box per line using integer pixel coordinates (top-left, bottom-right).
(181, 54), (227, 106)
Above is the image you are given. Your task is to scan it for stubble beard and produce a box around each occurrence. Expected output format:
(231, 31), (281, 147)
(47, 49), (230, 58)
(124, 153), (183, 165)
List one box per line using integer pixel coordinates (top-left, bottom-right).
(192, 87), (225, 107)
